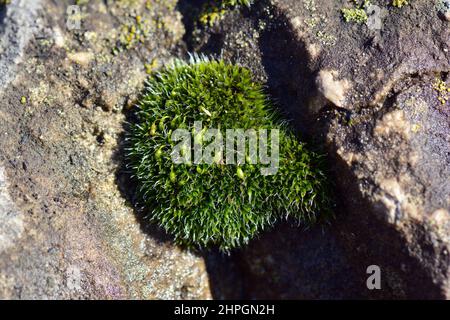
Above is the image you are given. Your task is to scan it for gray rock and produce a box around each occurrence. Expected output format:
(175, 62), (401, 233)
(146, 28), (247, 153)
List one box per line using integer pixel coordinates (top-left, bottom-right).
(0, 0), (42, 89)
(1, 0), (449, 300)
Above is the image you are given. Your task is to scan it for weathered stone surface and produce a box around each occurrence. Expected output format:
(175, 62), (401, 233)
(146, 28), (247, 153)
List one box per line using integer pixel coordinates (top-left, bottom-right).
(328, 74), (450, 298)
(0, 0), (210, 299)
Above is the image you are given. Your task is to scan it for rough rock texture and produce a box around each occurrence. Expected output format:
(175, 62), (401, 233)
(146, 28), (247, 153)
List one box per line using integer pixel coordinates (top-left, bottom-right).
(0, 0), (210, 299)
(180, 0), (450, 299)
(0, 0), (42, 88)
(1, 0), (449, 300)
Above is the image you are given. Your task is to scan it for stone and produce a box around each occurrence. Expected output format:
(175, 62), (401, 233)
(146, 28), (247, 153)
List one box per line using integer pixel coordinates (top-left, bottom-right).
(1, 0), (449, 300)
(316, 70), (351, 108)
(0, 0), (210, 299)
(181, 0), (450, 298)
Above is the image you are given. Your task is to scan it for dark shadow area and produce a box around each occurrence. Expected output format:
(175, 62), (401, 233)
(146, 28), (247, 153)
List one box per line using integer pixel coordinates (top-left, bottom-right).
(216, 1), (363, 299)
(330, 152), (445, 299)
(202, 250), (246, 299)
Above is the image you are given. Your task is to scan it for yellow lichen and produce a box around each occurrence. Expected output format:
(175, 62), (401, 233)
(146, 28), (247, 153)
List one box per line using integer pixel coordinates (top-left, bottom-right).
(303, 0), (336, 46)
(432, 78), (450, 106)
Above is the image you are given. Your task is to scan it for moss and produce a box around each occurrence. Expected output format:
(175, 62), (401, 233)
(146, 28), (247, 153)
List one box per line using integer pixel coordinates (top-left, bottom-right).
(127, 57), (331, 251)
(341, 0), (373, 24)
(115, 15), (150, 51)
(199, 0), (252, 26)
(221, 0), (252, 6)
(199, 6), (227, 27)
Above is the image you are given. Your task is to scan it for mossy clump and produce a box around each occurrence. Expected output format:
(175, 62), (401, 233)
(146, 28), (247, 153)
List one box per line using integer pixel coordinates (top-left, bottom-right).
(127, 57), (330, 251)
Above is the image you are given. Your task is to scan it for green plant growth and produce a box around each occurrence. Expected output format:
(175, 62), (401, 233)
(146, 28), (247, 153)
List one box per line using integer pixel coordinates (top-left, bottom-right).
(392, 0), (409, 7)
(341, 0), (372, 24)
(127, 57), (330, 251)
(200, 0), (252, 26)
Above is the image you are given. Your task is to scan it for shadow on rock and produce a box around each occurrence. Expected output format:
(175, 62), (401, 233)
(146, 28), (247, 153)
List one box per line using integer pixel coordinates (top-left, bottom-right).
(172, 0), (363, 300)
(113, 106), (176, 245)
(203, 222), (368, 299)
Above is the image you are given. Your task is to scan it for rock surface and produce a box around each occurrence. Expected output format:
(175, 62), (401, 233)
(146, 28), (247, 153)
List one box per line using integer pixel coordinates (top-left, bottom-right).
(181, 0), (450, 299)
(0, 0), (449, 299)
(0, 0), (210, 299)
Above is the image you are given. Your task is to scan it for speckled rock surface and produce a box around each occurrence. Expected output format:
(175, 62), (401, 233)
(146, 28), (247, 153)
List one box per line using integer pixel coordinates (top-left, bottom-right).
(180, 0), (450, 299)
(1, 0), (449, 300)
(0, 0), (210, 299)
